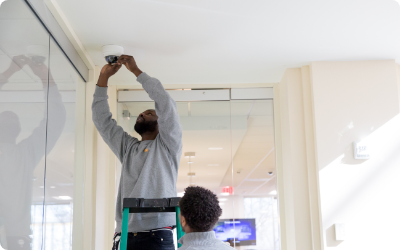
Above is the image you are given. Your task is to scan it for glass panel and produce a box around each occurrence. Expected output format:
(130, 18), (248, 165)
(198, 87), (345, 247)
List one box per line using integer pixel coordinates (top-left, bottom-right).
(229, 100), (280, 250)
(42, 38), (83, 250)
(117, 97), (280, 249)
(0, 0), (50, 249)
(117, 100), (235, 248)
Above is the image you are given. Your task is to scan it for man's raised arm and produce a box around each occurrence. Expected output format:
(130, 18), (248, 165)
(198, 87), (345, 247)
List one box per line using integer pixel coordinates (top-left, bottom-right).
(92, 63), (138, 162)
(118, 55), (182, 155)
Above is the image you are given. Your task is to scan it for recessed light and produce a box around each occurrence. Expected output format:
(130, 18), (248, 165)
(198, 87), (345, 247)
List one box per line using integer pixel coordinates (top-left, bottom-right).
(219, 198), (227, 201)
(209, 148), (223, 150)
(184, 152), (195, 158)
(269, 190), (277, 195)
(220, 193), (229, 196)
(188, 161), (194, 164)
(55, 196), (72, 200)
(177, 192), (185, 197)
(50, 186), (56, 189)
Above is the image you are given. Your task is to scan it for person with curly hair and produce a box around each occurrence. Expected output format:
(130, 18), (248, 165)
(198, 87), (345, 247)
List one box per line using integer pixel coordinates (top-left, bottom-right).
(178, 186), (234, 249)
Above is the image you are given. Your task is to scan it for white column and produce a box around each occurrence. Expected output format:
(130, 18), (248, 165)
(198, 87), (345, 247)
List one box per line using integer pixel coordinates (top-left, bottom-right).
(95, 81), (117, 250)
(82, 67), (99, 250)
(276, 67), (323, 250)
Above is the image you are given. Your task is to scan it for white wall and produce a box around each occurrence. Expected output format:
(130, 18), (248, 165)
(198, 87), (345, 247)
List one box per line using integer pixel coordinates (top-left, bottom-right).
(310, 60), (400, 249)
(277, 67), (322, 250)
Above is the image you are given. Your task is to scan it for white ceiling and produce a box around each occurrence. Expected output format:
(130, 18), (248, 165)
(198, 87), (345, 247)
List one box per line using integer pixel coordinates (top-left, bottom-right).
(56, 0), (400, 85)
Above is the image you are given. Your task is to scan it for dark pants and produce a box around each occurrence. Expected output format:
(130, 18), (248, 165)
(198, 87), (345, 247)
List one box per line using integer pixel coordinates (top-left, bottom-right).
(113, 230), (175, 250)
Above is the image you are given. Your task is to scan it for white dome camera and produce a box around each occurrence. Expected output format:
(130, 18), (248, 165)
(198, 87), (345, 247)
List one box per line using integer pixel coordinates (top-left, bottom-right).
(102, 45), (124, 64)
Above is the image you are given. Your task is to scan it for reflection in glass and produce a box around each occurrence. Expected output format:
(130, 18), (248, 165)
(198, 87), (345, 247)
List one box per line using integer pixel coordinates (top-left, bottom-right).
(42, 38), (82, 250)
(0, 1), (81, 250)
(0, 0), (51, 249)
(0, 52), (50, 250)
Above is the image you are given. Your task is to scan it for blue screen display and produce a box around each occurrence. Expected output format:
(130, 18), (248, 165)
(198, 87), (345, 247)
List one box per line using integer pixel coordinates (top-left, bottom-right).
(213, 219), (256, 246)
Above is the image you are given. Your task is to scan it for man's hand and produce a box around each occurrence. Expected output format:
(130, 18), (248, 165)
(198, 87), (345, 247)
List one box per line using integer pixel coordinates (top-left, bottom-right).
(118, 55), (142, 77)
(1, 55), (30, 79)
(27, 60), (48, 80)
(97, 63), (122, 87)
(11, 55), (30, 71)
(100, 63), (122, 78)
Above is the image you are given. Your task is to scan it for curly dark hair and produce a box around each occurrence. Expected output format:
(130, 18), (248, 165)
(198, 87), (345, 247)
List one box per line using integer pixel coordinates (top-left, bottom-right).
(179, 186), (222, 232)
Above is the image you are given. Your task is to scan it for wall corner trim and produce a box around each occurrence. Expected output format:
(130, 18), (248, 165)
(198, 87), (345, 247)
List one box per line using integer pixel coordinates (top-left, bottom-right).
(43, 0), (95, 70)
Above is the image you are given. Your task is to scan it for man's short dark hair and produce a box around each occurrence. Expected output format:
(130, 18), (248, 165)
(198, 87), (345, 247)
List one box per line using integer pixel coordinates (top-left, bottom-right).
(179, 186), (222, 232)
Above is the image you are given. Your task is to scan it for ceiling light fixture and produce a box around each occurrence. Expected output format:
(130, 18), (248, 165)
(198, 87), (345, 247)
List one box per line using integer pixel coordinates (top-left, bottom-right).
(177, 192), (185, 197)
(55, 196), (72, 200)
(50, 186), (56, 189)
(219, 198), (227, 201)
(209, 147), (223, 150)
(220, 193), (229, 196)
(185, 152), (196, 186)
(184, 152), (195, 158)
(269, 190), (277, 195)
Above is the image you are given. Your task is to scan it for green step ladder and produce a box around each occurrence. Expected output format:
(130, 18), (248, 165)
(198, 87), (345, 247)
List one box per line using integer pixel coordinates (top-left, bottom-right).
(120, 197), (185, 250)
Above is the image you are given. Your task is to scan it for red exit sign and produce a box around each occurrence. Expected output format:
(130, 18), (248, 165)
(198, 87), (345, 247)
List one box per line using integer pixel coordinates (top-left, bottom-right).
(222, 186), (233, 195)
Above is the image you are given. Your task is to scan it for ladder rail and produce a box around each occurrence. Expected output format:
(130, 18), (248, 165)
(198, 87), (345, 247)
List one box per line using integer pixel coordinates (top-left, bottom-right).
(119, 197), (185, 250)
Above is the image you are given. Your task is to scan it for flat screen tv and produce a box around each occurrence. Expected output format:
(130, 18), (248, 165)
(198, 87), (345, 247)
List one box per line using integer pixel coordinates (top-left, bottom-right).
(213, 218), (256, 246)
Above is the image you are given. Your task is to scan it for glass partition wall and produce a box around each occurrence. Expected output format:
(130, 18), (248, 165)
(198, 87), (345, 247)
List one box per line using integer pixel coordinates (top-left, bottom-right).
(117, 92), (280, 250)
(0, 1), (85, 249)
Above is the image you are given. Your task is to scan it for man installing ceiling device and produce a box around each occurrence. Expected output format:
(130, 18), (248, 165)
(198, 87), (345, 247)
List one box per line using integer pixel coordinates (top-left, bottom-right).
(92, 54), (182, 250)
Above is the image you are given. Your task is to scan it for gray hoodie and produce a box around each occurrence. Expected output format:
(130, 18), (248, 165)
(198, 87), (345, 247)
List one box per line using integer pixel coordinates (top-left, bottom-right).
(178, 231), (234, 250)
(92, 72), (182, 233)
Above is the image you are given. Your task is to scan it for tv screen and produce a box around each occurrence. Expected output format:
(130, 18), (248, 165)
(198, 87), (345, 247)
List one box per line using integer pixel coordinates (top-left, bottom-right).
(213, 218), (256, 246)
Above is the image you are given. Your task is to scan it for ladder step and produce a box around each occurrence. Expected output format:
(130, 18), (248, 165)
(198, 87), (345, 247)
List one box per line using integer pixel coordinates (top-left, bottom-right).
(123, 197), (181, 208)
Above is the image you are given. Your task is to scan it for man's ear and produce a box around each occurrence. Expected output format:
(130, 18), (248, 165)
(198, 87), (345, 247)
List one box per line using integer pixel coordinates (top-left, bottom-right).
(179, 213), (186, 228)
(180, 214), (185, 226)
(182, 216), (186, 227)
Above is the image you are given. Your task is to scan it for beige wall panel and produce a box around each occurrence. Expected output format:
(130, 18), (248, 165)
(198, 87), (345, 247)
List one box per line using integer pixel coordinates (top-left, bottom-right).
(311, 60), (400, 249)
